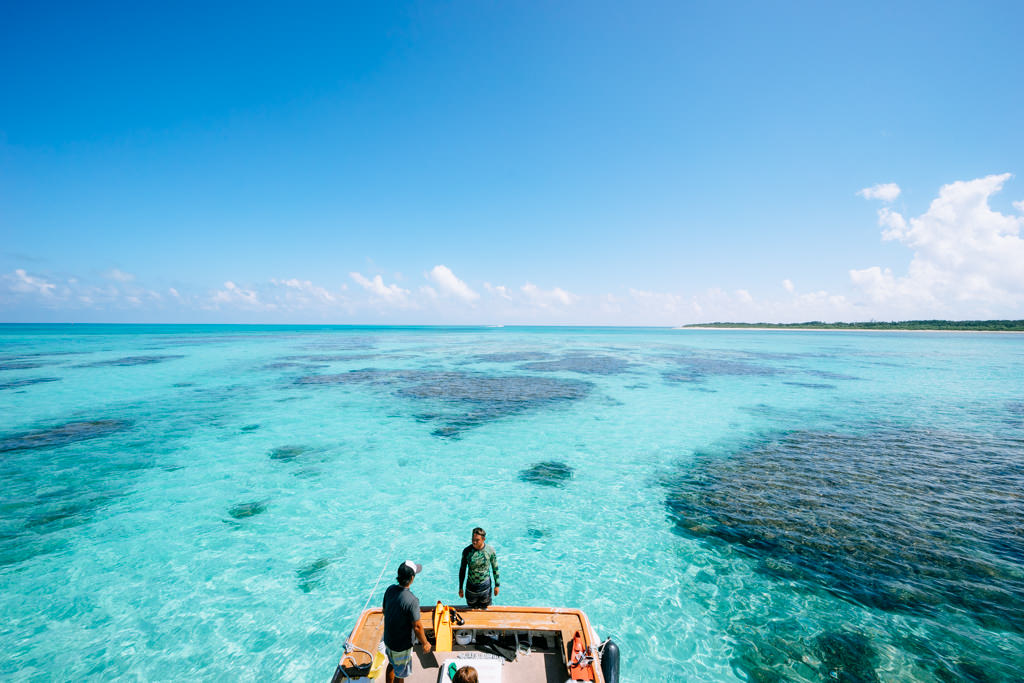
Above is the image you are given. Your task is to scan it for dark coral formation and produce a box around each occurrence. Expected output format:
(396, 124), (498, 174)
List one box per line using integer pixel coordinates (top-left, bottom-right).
(0, 360), (46, 371)
(519, 461), (574, 487)
(280, 353), (381, 362)
(297, 557), (332, 592)
(816, 631), (879, 683)
(665, 428), (1024, 633)
(228, 500), (269, 519)
(518, 353), (631, 375)
(475, 351), (553, 363)
(781, 381), (835, 390)
(0, 418), (143, 567)
(268, 445), (307, 461)
(75, 355), (185, 368)
(0, 377), (61, 390)
(0, 419), (132, 453)
(296, 369), (591, 437)
(663, 353), (776, 383)
(805, 369), (860, 381)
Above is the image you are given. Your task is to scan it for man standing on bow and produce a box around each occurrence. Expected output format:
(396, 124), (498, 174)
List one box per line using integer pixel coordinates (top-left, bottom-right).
(383, 560), (431, 683)
(458, 527), (500, 608)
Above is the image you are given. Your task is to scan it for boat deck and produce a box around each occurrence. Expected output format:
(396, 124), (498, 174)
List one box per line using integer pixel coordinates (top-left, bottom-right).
(336, 604), (604, 683)
(395, 648), (567, 683)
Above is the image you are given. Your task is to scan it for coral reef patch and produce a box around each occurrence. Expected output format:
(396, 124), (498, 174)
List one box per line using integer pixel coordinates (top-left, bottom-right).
(519, 461), (574, 487)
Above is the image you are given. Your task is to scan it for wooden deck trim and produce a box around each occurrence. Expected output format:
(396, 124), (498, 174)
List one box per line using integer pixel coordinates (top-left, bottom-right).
(341, 604), (604, 682)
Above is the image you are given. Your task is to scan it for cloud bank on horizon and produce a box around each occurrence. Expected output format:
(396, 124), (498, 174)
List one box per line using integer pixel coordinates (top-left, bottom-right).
(3, 174), (1022, 324)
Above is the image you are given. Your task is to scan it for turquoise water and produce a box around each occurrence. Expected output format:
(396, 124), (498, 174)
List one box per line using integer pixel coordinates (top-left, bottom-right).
(1, 325), (1022, 681)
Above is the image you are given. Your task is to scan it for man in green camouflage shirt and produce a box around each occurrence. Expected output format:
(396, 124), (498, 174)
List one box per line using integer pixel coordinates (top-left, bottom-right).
(458, 527), (500, 608)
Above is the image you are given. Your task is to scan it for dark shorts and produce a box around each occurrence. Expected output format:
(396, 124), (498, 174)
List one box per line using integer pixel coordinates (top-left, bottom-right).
(465, 578), (492, 608)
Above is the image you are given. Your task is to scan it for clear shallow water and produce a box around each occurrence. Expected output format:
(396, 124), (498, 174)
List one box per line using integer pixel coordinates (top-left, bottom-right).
(1, 325), (1022, 681)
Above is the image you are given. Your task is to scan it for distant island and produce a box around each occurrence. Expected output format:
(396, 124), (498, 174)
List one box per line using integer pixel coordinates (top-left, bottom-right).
(682, 320), (1024, 331)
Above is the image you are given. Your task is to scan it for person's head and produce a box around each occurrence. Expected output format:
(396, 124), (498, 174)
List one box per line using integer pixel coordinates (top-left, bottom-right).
(396, 560), (421, 587)
(471, 527), (486, 550)
(452, 665), (478, 683)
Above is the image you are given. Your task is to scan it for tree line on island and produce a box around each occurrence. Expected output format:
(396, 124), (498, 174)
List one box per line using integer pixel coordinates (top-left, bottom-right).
(682, 320), (1024, 331)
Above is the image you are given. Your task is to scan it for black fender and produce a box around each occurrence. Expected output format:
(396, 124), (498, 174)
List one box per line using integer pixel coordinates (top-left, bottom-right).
(600, 638), (620, 683)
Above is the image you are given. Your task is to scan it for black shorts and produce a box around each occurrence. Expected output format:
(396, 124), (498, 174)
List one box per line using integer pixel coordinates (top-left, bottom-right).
(465, 579), (492, 608)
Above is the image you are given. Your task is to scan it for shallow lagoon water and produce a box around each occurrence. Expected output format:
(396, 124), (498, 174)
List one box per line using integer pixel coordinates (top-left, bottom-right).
(1, 325), (1022, 681)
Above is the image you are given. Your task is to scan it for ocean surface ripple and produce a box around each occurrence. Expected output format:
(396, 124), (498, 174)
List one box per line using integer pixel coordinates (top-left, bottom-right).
(0, 325), (1022, 682)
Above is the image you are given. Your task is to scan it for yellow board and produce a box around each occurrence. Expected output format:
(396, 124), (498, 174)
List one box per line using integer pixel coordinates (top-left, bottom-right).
(368, 650), (386, 679)
(433, 601), (453, 652)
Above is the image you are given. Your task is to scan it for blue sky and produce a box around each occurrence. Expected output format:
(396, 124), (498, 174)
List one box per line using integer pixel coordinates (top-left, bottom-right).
(2, 1), (1023, 324)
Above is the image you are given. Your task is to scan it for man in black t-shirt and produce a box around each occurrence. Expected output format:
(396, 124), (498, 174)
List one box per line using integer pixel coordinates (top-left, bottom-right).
(383, 560), (431, 683)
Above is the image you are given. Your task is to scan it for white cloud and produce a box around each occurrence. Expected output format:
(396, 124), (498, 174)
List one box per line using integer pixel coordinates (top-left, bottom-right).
(858, 183), (902, 202)
(426, 265), (479, 302)
(349, 272), (411, 305)
(105, 268), (135, 282)
(272, 278), (336, 303)
(849, 173), (1024, 315)
(736, 289), (753, 304)
(629, 288), (685, 314)
(521, 282), (577, 309)
(211, 281), (269, 310)
(484, 283), (512, 300)
(877, 207), (908, 238)
(5, 269), (57, 297)
(782, 279), (795, 293)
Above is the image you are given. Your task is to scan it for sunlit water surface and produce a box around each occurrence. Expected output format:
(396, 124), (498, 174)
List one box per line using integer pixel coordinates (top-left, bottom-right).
(1, 325), (1022, 681)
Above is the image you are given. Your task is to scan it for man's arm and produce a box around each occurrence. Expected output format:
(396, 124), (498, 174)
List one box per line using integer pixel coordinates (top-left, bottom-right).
(414, 620), (432, 654)
(457, 546), (469, 597)
(490, 547), (500, 596)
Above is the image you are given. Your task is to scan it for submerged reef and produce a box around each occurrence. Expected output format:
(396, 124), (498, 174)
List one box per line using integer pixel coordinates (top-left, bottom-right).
(268, 445), (307, 461)
(0, 360), (46, 371)
(296, 557), (332, 593)
(0, 418), (141, 567)
(475, 351), (552, 362)
(519, 461), (574, 487)
(815, 631), (879, 683)
(228, 500), (269, 519)
(280, 353), (381, 363)
(664, 427), (1024, 633)
(0, 377), (61, 390)
(296, 369), (591, 437)
(663, 353), (777, 384)
(518, 353), (632, 375)
(0, 419), (132, 453)
(781, 381), (835, 390)
(75, 355), (185, 368)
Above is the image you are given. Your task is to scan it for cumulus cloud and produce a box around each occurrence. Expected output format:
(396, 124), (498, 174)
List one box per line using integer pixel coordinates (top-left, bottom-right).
(5, 269), (57, 297)
(211, 281), (269, 310)
(349, 272), (411, 306)
(272, 278), (336, 304)
(629, 288), (685, 314)
(521, 282), (577, 309)
(426, 265), (479, 302)
(782, 279), (795, 293)
(105, 268), (135, 282)
(677, 285), (855, 324)
(484, 283), (512, 300)
(849, 173), (1024, 315)
(858, 183), (902, 202)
